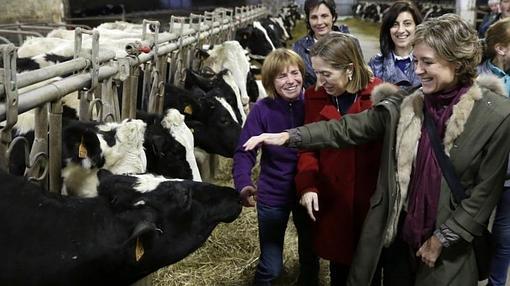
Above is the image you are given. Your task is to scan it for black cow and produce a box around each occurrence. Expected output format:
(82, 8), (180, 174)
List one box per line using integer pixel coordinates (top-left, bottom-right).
(0, 169), (241, 286)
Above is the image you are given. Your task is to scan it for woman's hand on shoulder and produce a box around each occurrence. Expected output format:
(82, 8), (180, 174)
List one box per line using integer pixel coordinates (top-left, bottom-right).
(299, 190), (319, 221)
(243, 132), (290, 151)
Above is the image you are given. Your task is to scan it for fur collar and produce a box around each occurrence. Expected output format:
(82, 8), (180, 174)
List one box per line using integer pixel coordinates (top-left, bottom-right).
(382, 77), (500, 246)
(370, 82), (400, 104)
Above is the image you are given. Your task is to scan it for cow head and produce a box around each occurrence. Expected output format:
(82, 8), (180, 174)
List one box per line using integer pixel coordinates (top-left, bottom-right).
(235, 24), (274, 57)
(97, 171), (241, 267)
(164, 84), (241, 157)
(142, 120), (193, 180)
(185, 99), (241, 158)
(62, 120), (105, 169)
(185, 68), (244, 123)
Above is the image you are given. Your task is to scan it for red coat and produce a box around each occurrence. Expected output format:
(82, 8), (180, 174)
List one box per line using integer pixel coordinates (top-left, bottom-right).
(295, 78), (383, 264)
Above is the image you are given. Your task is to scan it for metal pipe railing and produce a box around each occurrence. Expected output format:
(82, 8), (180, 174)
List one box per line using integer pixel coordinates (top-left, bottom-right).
(0, 5), (268, 189)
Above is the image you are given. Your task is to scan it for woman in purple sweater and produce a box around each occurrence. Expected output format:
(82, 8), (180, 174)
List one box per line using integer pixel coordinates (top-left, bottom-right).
(233, 48), (318, 286)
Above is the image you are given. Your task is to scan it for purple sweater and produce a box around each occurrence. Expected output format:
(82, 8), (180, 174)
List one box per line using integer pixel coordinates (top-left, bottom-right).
(232, 95), (304, 207)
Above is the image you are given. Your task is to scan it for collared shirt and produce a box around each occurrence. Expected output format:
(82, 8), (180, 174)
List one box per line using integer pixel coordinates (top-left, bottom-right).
(393, 52), (412, 74)
(368, 52), (421, 92)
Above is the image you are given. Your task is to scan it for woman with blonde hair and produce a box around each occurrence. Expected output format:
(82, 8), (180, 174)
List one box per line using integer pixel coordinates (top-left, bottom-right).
(243, 14), (510, 286)
(296, 32), (382, 285)
(232, 48), (318, 286)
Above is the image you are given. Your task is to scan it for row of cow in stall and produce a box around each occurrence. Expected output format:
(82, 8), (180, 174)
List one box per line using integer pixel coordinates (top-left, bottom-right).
(0, 4), (299, 285)
(353, 1), (455, 22)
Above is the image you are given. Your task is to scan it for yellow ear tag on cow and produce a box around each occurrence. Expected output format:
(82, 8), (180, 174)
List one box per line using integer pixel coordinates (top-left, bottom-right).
(135, 237), (144, 262)
(184, 105), (193, 115)
(78, 137), (88, 159)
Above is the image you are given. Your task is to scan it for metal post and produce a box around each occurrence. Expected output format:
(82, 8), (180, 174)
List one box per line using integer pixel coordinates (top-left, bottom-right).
(0, 44), (18, 172)
(48, 99), (62, 193)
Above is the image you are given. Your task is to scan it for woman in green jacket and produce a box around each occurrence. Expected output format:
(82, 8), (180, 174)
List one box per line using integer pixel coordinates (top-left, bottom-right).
(243, 14), (510, 286)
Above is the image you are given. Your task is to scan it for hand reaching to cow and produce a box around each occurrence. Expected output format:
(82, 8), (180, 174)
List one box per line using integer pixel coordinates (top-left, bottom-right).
(239, 186), (257, 207)
(300, 191), (319, 221)
(243, 132), (290, 151)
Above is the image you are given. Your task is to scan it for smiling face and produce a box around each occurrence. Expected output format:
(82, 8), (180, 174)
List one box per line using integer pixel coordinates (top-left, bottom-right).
(502, 0), (510, 18)
(390, 11), (416, 56)
(413, 42), (458, 94)
(309, 4), (334, 39)
(311, 56), (351, 96)
(273, 64), (303, 100)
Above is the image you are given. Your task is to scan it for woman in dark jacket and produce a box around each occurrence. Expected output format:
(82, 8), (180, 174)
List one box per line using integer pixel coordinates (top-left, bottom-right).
(244, 14), (510, 286)
(368, 1), (422, 91)
(292, 0), (349, 89)
(295, 32), (382, 285)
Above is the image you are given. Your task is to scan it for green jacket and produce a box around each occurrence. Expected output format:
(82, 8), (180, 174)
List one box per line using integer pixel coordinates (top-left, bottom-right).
(292, 76), (510, 286)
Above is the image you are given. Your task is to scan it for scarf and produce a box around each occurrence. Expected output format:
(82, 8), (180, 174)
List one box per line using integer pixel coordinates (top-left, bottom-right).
(401, 84), (470, 249)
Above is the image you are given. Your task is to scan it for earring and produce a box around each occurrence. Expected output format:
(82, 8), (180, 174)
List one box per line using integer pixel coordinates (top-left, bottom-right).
(348, 74), (352, 81)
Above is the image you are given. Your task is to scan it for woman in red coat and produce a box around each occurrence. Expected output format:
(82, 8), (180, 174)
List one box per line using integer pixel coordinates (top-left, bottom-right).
(295, 32), (383, 285)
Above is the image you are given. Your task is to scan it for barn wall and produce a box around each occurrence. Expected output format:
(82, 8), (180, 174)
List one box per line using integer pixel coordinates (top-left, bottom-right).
(336, 0), (355, 16)
(1, 0), (64, 24)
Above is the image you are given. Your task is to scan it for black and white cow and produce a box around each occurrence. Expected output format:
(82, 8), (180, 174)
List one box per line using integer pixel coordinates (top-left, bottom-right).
(61, 118), (147, 197)
(184, 68), (245, 124)
(199, 41), (256, 113)
(0, 169), (241, 286)
(235, 21), (275, 57)
(136, 108), (201, 181)
(164, 84), (241, 158)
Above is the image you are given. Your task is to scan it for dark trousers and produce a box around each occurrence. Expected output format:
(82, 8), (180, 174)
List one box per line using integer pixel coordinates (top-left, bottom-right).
(489, 189), (510, 286)
(379, 235), (417, 286)
(253, 202), (319, 286)
(329, 262), (349, 286)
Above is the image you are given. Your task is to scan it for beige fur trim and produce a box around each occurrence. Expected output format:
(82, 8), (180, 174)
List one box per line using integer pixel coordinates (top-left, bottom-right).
(477, 74), (508, 97)
(444, 85), (482, 154)
(384, 91), (424, 246)
(370, 82), (400, 104)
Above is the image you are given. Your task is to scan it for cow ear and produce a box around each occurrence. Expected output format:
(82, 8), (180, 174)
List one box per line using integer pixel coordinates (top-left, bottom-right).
(126, 220), (161, 243)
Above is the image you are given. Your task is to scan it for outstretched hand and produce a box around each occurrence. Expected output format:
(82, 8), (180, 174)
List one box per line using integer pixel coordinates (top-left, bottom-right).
(416, 234), (443, 268)
(243, 132), (290, 151)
